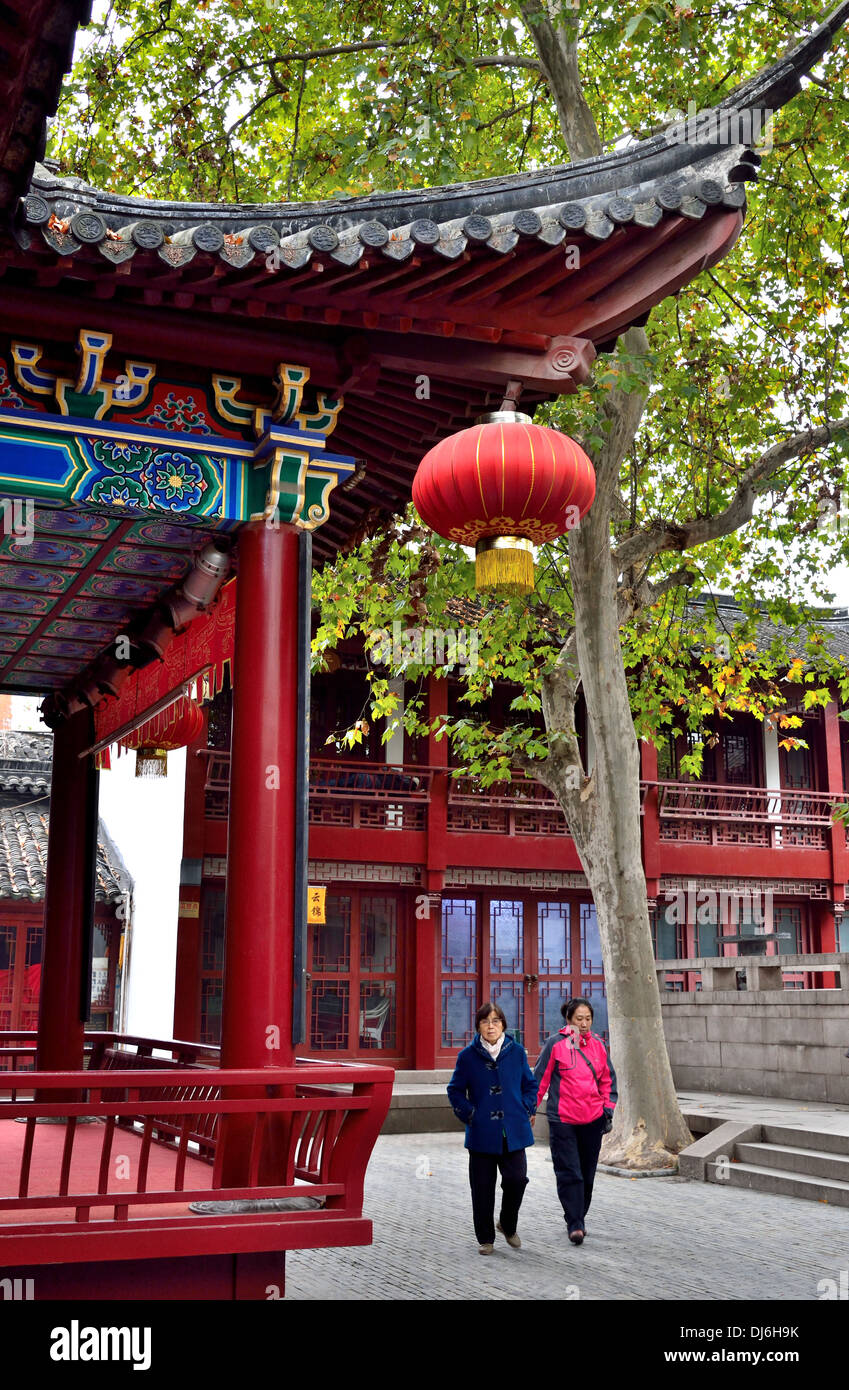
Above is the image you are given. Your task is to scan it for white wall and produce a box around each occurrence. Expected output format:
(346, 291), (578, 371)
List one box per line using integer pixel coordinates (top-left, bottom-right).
(97, 746), (186, 1040)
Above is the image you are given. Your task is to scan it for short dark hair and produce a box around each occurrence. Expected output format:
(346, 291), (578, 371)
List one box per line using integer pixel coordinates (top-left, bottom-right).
(476, 1000), (508, 1031)
(561, 996), (593, 1021)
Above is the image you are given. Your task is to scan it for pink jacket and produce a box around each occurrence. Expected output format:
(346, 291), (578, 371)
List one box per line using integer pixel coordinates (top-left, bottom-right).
(533, 1026), (616, 1125)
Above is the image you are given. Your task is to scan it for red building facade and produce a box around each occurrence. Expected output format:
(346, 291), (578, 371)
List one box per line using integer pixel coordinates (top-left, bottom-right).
(0, 731), (131, 1035)
(175, 598), (849, 1068)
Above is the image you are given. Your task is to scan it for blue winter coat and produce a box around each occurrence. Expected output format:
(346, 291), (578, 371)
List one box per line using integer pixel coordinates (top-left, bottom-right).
(447, 1032), (537, 1154)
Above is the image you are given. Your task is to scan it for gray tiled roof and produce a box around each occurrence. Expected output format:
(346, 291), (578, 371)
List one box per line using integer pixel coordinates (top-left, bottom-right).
(0, 730), (53, 796)
(0, 730), (133, 904)
(688, 595), (849, 666)
(13, 5), (849, 277)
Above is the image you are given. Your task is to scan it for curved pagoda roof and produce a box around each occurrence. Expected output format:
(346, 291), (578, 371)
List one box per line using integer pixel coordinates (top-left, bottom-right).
(0, 4), (846, 704)
(6, 4), (848, 357)
(0, 6), (845, 356)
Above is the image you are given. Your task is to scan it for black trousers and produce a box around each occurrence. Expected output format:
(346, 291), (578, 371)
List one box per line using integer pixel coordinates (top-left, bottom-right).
(468, 1140), (529, 1245)
(548, 1116), (605, 1234)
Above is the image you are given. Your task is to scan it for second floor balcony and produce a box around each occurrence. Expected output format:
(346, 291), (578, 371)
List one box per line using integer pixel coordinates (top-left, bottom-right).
(199, 751), (849, 851)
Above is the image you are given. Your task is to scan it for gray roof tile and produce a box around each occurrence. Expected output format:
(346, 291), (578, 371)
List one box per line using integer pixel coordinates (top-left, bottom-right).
(0, 730), (133, 904)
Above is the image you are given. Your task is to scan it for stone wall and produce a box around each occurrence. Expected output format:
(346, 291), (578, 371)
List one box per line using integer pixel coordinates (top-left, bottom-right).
(660, 982), (849, 1104)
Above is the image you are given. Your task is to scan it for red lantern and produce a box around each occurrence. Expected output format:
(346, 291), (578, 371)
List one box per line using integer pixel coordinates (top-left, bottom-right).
(413, 409), (595, 594)
(120, 697), (205, 777)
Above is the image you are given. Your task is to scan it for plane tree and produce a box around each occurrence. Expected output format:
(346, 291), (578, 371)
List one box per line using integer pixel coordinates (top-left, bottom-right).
(55, 0), (849, 1165)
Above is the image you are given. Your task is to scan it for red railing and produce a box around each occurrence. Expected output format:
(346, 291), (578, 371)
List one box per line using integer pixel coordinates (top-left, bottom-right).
(0, 1031), (219, 1075)
(0, 1032), (37, 1093)
(308, 758), (432, 832)
(0, 1060), (393, 1268)
(87, 1034), (225, 1161)
(87, 1031), (221, 1071)
(198, 748), (849, 846)
(446, 771), (569, 836)
(200, 750), (432, 829)
(653, 781), (849, 849)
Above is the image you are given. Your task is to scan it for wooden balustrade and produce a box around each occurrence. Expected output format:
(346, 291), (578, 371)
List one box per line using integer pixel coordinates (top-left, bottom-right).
(654, 781), (849, 849)
(198, 749), (849, 844)
(0, 1060), (393, 1268)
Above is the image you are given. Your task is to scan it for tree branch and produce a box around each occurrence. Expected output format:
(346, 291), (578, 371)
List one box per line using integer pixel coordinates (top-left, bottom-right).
(213, 40), (541, 91)
(644, 565), (696, 604)
(518, 0), (601, 159)
(613, 416), (849, 571)
(287, 64), (307, 201)
(213, 38), (418, 88)
(469, 54), (542, 72)
(592, 327), (652, 513)
(475, 98), (536, 131)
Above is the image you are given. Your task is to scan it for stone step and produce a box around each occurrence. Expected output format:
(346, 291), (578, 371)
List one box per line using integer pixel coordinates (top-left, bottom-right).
(736, 1142), (849, 1183)
(716, 1161), (849, 1207)
(761, 1124), (849, 1155)
(383, 1085), (456, 1136)
(393, 1070), (452, 1085)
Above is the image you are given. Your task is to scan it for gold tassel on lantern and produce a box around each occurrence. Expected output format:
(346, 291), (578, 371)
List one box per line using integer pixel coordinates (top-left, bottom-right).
(475, 537), (535, 595)
(135, 746), (168, 777)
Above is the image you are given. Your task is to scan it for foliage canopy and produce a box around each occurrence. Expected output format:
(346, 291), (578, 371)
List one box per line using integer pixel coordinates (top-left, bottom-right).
(53, 1), (849, 774)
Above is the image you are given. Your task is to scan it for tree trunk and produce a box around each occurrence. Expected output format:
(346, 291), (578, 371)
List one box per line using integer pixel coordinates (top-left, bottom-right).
(560, 501), (691, 1166)
(515, 1), (692, 1165)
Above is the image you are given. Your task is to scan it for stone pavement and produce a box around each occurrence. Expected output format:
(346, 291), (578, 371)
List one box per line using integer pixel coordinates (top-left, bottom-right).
(677, 1089), (849, 1134)
(285, 1130), (849, 1301)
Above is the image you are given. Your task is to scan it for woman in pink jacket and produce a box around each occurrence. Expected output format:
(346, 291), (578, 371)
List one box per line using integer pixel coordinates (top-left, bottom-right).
(533, 997), (616, 1245)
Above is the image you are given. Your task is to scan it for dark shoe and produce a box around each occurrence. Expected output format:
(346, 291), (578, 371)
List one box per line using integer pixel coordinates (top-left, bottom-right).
(569, 1229), (585, 1245)
(496, 1220), (521, 1249)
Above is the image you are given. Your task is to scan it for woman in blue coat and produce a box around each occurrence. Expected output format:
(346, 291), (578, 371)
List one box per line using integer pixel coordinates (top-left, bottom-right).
(447, 1001), (538, 1254)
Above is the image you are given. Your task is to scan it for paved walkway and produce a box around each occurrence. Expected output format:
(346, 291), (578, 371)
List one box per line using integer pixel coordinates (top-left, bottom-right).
(285, 1129), (849, 1301)
(677, 1089), (849, 1133)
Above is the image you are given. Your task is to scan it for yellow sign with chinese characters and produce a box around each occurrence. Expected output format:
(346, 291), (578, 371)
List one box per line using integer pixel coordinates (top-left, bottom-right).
(307, 885), (326, 924)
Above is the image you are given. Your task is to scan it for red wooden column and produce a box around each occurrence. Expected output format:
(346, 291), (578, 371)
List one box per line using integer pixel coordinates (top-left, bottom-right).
(36, 708), (98, 1074)
(822, 698), (845, 977)
(415, 674), (447, 1070)
(220, 521), (299, 1071)
(640, 738), (661, 898)
(173, 716), (209, 1040)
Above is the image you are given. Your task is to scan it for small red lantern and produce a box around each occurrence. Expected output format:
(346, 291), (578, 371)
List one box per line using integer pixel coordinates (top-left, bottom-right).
(413, 408), (595, 594)
(120, 697), (205, 777)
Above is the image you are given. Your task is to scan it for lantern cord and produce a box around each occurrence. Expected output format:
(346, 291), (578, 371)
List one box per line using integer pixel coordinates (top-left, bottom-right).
(499, 379), (524, 413)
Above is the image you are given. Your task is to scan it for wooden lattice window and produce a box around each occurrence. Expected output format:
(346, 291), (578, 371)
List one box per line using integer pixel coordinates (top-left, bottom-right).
(199, 886), (225, 1044)
(723, 732), (753, 785)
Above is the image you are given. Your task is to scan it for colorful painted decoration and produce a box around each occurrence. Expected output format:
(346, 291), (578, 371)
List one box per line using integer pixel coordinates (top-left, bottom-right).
(0, 330), (356, 694)
(412, 410), (596, 594)
(144, 393), (213, 435)
(93, 581), (235, 750)
(0, 365), (23, 410)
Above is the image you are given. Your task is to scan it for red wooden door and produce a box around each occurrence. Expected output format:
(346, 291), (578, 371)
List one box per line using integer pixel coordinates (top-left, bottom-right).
(0, 919), (43, 1031)
(0, 920), (15, 1030)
